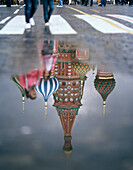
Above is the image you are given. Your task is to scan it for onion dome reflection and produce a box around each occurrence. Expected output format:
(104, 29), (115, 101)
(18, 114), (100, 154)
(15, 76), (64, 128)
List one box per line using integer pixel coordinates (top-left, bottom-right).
(72, 62), (91, 95)
(35, 75), (59, 117)
(11, 69), (43, 112)
(11, 76), (25, 112)
(53, 41), (86, 155)
(94, 64), (116, 116)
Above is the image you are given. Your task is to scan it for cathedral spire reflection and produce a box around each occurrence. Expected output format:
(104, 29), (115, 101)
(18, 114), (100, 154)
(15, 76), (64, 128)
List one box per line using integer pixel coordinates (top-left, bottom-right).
(53, 41), (90, 154)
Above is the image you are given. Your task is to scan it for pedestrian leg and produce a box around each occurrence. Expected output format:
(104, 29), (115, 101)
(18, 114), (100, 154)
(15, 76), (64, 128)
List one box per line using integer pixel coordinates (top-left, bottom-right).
(25, 0), (31, 23)
(43, 0), (49, 23)
(90, 0), (93, 6)
(103, 0), (106, 6)
(30, 0), (38, 18)
(48, 0), (54, 21)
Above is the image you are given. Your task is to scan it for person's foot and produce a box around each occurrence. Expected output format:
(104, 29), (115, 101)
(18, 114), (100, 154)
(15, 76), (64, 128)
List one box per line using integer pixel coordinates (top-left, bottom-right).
(45, 22), (49, 26)
(57, 5), (63, 7)
(30, 18), (35, 26)
(25, 23), (31, 29)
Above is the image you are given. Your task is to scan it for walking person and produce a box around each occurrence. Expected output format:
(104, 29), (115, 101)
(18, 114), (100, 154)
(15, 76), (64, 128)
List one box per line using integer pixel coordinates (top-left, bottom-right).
(84, 0), (93, 6)
(129, 0), (133, 5)
(99, 0), (106, 6)
(24, 0), (38, 29)
(57, 0), (63, 7)
(43, 0), (54, 26)
(41, 40), (57, 78)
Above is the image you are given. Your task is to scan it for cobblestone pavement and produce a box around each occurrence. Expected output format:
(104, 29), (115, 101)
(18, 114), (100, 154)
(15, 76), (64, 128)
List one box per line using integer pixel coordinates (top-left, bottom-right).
(0, 4), (133, 75)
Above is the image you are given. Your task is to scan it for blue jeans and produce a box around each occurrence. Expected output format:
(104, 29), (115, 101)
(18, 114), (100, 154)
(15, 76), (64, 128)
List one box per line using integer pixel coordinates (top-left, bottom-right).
(101, 0), (106, 6)
(58, 0), (63, 6)
(24, 0), (38, 23)
(43, 0), (54, 23)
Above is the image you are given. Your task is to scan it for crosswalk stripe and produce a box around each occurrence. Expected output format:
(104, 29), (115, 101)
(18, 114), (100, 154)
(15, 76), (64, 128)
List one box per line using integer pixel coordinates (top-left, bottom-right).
(14, 9), (19, 14)
(0, 16), (11, 24)
(75, 14), (133, 34)
(106, 14), (133, 24)
(49, 15), (77, 35)
(66, 6), (133, 34)
(20, 5), (25, 8)
(0, 15), (25, 35)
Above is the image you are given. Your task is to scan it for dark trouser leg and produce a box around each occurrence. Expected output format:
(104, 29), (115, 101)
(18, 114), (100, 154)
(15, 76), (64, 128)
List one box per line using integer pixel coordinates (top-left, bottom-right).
(48, 0), (54, 21)
(25, 0), (31, 23)
(30, 0), (38, 18)
(129, 0), (133, 5)
(103, 0), (106, 5)
(101, 0), (103, 5)
(43, 0), (48, 22)
(84, 0), (88, 5)
(90, 0), (93, 6)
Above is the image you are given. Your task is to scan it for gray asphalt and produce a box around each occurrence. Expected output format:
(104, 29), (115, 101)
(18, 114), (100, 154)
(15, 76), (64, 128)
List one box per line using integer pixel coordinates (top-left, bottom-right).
(0, 4), (133, 75)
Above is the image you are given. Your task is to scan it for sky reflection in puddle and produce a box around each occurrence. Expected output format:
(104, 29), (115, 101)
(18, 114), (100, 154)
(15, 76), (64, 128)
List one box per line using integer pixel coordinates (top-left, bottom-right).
(0, 40), (133, 170)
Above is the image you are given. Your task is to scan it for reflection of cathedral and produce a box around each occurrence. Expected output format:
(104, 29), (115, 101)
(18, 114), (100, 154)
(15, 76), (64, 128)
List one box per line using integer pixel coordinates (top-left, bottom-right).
(53, 41), (90, 154)
(94, 64), (116, 116)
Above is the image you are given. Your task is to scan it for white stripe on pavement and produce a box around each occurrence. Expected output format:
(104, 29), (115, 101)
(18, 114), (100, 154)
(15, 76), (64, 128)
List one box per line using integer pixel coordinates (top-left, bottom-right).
(74, 15), (133, 34)
(20, 4), (25, 8)
(106, 14), (133, 24)
(0, 5), (6, 7)
(0, 5), (19, 7)
(0, 15), (26, 35)
(14, 9), (19, 14)
(0, 16), (11, 24)
(49, 15), (77, 35)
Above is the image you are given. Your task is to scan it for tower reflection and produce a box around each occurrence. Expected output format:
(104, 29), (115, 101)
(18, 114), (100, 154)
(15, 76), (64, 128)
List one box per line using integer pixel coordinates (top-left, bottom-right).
(53, 41), (90, 154)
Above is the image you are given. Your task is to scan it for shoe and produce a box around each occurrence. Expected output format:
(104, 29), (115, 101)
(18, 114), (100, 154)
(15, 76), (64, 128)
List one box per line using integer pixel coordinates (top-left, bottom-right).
(45, 22), (49, 26)
(57, 5), (63, 7)
(30, 18), (35, 26)
(25, 23), (31, 29)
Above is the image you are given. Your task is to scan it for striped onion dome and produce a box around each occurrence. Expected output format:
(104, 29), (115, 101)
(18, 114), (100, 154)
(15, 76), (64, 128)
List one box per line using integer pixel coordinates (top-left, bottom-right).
(72, 62), (91, 80)
(35, 77), (59, 117)
(11, 76), (25, 112)
(94, 77), (116, 102)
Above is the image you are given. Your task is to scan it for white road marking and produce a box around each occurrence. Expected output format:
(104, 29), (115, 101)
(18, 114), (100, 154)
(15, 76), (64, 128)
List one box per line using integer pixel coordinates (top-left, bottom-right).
(14, 9), (19, 14)
(49, 15), (77, 35)
(0, 15), (26, 35)
(106, 14), (133, 24)
(0, 16), (11, 24)
(0, 5), (19, 7)
(75, 14), (133, 34)
(20, 4), (25, 8)
(0, 5), (6, 7)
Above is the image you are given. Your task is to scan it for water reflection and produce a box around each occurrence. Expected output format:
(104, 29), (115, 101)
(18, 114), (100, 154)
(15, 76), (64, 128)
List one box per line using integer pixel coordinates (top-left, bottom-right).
(10, 40), (117, 155)
(94, 65), (116, 116)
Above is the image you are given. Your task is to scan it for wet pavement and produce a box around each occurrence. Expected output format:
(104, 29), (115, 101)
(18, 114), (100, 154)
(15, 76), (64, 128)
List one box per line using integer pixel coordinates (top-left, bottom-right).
(0, 3), (133, 170)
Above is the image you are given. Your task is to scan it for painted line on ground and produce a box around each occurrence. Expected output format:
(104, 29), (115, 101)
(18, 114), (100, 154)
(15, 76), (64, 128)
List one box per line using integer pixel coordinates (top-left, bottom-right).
(49, 15), (77, 35)
(0, 5), (19, 7)
(89, 9), (100, 13)
(20, 4), (25, 8)
(14, 9), (19, 14)
(93, 15), (133, 33)
(0, 16), (11, 24)
(66, 6), (133, 34)
(0, 15), (25, 35)
(106, 14), (133, 24)
(75, 14), (133, 34)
